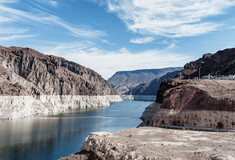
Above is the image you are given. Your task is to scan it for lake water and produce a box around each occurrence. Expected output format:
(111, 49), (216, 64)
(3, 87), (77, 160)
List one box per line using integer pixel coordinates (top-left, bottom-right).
(0, 100), (152, 160)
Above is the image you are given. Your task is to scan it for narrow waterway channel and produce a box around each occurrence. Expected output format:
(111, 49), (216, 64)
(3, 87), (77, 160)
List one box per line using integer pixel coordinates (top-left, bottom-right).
(0, 100), (152, 160)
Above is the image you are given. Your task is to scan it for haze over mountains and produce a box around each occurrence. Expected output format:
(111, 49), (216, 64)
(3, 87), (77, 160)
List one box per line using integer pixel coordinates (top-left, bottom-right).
(108, 67), (182, 94)
(124, 71), (180, 96)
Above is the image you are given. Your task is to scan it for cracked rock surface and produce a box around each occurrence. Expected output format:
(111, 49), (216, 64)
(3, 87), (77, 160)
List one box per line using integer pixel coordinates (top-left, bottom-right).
(61, 127), (235, 160)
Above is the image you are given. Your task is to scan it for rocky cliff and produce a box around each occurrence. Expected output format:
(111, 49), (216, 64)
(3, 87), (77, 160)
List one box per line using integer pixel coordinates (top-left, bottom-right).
(124, 71), (179, 96)
(141, 79), (235, 129)
(140, 48), (235, 128)
(0, 46), (121, 119)
(108, 67), (182, 94)
(176, 48), (235, 79)
(0, 46), (117, 96)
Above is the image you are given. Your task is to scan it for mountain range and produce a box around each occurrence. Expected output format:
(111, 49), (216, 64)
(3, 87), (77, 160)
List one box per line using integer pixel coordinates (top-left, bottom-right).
(108, 67), (182, 94)
(124, 71), (180, 96)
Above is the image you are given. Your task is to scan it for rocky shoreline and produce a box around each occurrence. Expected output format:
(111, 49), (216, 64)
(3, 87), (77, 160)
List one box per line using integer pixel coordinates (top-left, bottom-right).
(0, 46), (122, 119)
(141, 79), (235, 129)
(0, 95), (122, 119)
(1, 46), (235, 159)
(61, 127), (235, 160)
(62, 79), (235, 160)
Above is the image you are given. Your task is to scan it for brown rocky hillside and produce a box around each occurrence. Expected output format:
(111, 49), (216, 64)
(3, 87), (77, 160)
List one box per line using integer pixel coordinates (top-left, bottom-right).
(0, 46), (117, 96)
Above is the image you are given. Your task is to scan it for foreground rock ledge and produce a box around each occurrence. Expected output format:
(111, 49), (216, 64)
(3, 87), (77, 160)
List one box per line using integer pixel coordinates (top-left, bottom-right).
(61, 127), (235, 160)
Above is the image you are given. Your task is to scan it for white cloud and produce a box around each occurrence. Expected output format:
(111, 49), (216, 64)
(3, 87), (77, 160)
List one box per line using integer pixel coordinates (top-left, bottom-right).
(41, 42), (190, 79)
(130, 36), (154, 44)
(49, 0), (58, 7)
(0, 3), (105, 39)
(87, 0), (105, 6)
(0, 34), (37, 41)
(0, 16), (13, 23)
(106, 0), (235, 38)
(0, 27), (28, 34)
(167, 43), (176, 49)
(36, 0), (58, 7)
(0, 0), (18, 3)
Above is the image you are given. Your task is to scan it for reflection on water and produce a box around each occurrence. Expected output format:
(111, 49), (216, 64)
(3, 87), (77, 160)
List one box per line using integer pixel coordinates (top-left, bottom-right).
(0, 100), (152, 160)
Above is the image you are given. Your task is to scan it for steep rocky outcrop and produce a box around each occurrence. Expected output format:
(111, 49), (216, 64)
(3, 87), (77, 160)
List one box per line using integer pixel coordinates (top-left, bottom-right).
(176, 48), (235, 79)
(0, 46), (117, 96)
(108, 67), (182, 94)
(141, 79), (235, 129)
(0, 46), (121, 119)
(141, 48), (235, 128)
(62, 127), (235, 160)
(124, 71), (179, 96)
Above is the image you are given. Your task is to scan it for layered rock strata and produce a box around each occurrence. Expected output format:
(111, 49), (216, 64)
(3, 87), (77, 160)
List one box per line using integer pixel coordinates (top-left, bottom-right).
(62, 127), (235, 160)
(0, 46), (121, 119)
(141, 79), (235, 129)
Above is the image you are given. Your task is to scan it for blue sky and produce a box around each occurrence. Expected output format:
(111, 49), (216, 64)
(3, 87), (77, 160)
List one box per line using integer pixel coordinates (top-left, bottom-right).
(1, 0), (235, 79)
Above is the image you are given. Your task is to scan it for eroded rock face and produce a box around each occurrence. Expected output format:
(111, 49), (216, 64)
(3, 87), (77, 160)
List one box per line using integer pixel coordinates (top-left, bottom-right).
(176, 48), (235, 79)
(0, 46), (121, 119)
(0, 95), (122, 119)
(139, 103), (160, 126)
(141, 79), (235, 129)
(0, 46), (117, 96)
(155, 79), (188, 104)
(156, 79), (235, 111)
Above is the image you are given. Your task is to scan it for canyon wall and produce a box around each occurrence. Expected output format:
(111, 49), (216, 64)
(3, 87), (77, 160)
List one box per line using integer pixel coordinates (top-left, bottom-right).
(140, 79), (235, 129)
(0, 95), (122, 119)
(0, 46), (121, 119)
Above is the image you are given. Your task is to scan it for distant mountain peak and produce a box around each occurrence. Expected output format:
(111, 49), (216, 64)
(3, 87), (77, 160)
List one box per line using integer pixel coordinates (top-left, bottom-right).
(108, 67), (183, 94)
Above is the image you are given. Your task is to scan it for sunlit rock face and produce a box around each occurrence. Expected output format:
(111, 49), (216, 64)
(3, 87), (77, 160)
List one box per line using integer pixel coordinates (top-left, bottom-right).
(140, 79), (235, 129)
(0, 46), (121, 119)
